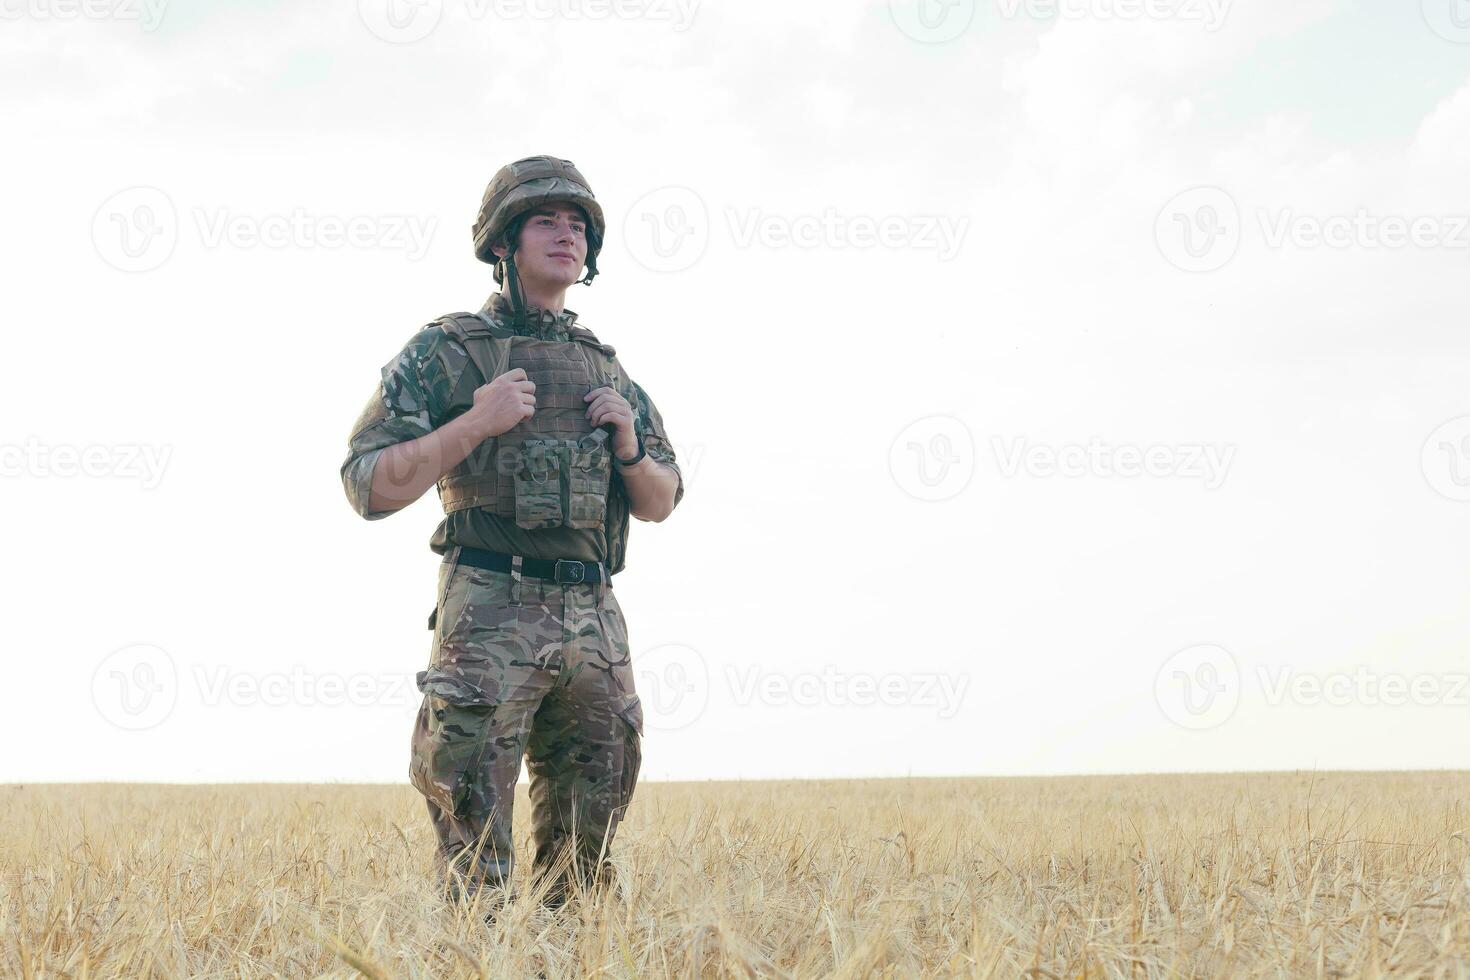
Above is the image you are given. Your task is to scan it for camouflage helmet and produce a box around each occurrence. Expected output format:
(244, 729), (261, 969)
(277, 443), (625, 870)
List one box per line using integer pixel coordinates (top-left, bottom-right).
(471, 155), (605, 283)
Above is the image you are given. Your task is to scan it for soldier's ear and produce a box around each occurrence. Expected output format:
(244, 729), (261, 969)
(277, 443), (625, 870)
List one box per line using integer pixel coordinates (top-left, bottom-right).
(491, 220), (524, 260)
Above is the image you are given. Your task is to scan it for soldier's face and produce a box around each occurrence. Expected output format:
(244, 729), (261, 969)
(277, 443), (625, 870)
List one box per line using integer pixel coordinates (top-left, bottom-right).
(500, 204), (590, 288)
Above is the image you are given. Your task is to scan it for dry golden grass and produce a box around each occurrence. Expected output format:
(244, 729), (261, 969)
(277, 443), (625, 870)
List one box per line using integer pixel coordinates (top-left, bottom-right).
(3, 772), (1468, 977)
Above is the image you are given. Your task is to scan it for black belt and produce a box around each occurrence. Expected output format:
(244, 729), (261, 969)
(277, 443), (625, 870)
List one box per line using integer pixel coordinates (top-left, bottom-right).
(452, 546), (607, 585)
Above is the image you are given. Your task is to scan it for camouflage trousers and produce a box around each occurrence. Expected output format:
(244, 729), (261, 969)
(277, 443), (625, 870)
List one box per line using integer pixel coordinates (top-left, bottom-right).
(410, 547), (644, 910)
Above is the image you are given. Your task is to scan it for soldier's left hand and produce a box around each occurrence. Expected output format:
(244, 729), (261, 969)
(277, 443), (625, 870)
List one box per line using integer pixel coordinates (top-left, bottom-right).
(584, 387), (639, 459)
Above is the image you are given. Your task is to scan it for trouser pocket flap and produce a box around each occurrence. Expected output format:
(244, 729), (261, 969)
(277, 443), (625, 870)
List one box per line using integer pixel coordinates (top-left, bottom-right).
(615, 693), (644, 737)
(410, 674), (498, 818)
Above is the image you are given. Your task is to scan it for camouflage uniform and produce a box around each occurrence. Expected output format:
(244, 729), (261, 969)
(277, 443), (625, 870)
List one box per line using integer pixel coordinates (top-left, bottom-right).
(338, 157), (683, 912)
(414, 549), (642, 909)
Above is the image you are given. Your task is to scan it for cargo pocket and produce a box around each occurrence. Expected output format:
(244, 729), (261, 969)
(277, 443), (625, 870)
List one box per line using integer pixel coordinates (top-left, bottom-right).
(430, 561), (477, 642)
(567, 429), (612, 529)
(613, 693), (643, 814)
(409, 677), (495, 819)
(514, 438), (564, 529)
(615, 693), (644, 738)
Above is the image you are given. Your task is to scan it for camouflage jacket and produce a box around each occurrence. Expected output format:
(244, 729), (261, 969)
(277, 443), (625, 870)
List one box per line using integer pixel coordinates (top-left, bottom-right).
(339, 292), (683, 573)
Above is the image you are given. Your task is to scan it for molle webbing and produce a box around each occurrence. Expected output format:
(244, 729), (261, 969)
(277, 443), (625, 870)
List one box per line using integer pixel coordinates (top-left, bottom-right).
(433, 313), (616, 517)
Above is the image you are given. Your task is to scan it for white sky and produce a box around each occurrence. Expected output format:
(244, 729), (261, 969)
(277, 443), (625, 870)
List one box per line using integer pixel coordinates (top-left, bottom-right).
(3, 0), (1469, 782)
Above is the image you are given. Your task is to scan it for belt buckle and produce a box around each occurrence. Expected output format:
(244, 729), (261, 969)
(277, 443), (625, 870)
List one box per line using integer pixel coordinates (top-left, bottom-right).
(553, 559), (586, 585)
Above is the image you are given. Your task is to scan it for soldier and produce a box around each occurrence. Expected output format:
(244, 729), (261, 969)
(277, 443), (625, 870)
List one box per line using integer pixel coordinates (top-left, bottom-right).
(338, 155), (684, 917)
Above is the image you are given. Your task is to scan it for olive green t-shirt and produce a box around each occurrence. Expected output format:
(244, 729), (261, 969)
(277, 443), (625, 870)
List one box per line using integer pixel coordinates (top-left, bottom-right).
(340, 292), (683, 569)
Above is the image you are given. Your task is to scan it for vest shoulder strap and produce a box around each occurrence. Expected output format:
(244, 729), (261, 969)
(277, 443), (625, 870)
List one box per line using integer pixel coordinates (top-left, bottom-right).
(434, 311), (513, 388)
(435, 311), (513, 341)
(568, 324), (616, 357)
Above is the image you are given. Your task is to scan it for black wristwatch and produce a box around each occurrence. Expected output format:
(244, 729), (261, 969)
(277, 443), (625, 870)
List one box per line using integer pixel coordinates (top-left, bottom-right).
(613, 431), (646, 467)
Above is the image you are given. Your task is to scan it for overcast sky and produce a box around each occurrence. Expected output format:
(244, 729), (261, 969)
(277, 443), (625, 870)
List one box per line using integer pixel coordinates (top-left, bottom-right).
(3, 0), (1469, 783)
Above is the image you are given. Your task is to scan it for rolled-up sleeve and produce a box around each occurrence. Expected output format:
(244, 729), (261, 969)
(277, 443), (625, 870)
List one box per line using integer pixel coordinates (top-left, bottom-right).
(339, 334), (440, 520)
(621, 374), (684, 513)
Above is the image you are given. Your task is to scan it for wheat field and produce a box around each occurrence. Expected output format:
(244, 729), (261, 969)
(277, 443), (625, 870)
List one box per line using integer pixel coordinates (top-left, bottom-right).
(3, 772), (1468, 978)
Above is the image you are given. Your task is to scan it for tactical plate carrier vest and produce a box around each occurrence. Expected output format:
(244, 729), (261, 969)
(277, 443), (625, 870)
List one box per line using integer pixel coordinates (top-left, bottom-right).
(430, 311), (631, 559)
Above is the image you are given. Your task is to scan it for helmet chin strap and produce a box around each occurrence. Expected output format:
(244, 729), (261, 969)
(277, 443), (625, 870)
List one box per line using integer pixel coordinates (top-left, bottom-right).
(579, 228), (602, 285)
(503, 246), (528, 333)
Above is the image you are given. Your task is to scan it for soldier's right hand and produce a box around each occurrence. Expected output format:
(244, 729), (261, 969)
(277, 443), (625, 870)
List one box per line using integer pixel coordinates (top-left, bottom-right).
(469, 368), (536, 438)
